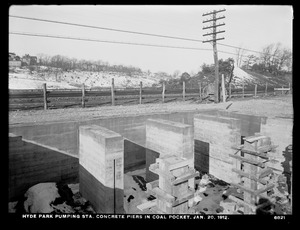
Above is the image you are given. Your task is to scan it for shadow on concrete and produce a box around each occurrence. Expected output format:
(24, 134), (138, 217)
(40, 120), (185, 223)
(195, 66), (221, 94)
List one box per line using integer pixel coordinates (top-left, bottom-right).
(79, 165), (125, 214)
(194, 139), (210, 174)
(124, 139), (146, 173)
(9, 137), (79, 202)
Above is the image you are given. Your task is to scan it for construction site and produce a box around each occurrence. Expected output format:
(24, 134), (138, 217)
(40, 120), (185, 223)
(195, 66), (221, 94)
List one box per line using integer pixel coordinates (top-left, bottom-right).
(8, 95), (293, 216)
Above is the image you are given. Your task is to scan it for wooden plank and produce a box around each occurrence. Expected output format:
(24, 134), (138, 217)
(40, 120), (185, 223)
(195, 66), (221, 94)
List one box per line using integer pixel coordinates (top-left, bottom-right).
(172, 190), (194, 206)
(146, 180), (159, 191)
(241, 148), (269, 159)
(172, 171), (199, 185)
(274, 88), (290, 91)
(254, 183), (275, 196)
(229, 154), (265, 167)
(232, 168), (267, 185)
(228, 195), (256, 212)
(167, 158), (194, 171)
(151, 187), (175, 203)
(244, 135), (268, 143)
(258, 168), (273, 179)
(137, 200), (157, 211)
(231, 183), (256, 196)
(231, 145), (270, 159)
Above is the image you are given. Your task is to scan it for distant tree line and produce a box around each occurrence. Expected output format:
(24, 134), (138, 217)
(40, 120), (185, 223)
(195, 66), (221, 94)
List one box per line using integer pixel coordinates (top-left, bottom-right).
(237, 43), (292, 75)
(36, 53), (143, 76)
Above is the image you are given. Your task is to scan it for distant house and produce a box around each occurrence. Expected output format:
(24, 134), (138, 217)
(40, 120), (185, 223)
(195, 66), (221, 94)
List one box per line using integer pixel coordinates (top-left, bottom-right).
(21, 54), (38, 66)
(9, 52), (21, 67)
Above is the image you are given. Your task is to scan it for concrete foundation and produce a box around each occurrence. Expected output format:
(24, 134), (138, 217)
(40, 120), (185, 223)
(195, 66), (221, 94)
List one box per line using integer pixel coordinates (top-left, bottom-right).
(79, 125), (124, 213)
(9, 109), (293, 213)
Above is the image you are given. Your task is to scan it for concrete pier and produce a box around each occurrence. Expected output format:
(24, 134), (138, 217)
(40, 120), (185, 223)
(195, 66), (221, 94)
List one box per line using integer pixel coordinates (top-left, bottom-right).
(194, 114), (242, 183)
(79, 125), (124, 213)
(145, 119), (194, 182)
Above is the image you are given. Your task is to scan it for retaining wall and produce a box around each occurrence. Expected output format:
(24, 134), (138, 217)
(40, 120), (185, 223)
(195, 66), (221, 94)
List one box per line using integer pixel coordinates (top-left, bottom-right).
(8, 133), (79, 202)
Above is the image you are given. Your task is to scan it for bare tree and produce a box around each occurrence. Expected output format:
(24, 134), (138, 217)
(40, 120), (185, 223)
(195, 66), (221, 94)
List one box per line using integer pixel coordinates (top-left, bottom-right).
(243, 54), (258, 70)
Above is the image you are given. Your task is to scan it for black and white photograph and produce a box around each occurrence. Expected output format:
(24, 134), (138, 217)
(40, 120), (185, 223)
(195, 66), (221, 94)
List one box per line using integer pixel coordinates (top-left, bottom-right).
(8, 4), (293, 223)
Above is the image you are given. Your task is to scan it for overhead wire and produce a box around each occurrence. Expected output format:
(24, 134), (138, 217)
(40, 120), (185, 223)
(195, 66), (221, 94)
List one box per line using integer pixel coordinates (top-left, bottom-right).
(9, 14), (265, 55)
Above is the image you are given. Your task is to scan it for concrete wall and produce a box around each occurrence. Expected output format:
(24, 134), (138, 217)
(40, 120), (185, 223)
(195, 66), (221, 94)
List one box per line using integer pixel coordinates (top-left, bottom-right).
(8, 133), (79, 202)
(79, 125), (124, 213)
(194, 114), (242, 183)
(124, 140), (146, 173)
(145, 119), (194, 182)
(9, 110), (213, 157)
(260, 117), (293, 174)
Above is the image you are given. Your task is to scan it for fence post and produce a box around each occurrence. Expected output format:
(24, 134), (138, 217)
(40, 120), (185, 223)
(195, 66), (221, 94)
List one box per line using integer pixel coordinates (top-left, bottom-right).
(265, 82), (268, 96)
(111, 78), (115, 106)
(221, 74), (226, 102)
(139, 81), (142, 105)
(289, 83), (291, 94)
(162, 81), (165, 103)
(229, 83), (231, 99)
(199, 82), (202, 102)
(282, 85), (284, 95)
(81, 83), (85, 108)
(254, 84), (257, 98)
(43, 83), (47, 110)
(242, 81), (245, 98)
(183, 81), (185, 101)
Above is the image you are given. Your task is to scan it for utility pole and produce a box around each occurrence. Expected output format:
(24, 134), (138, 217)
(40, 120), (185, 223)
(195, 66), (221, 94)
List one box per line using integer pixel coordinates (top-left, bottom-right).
(203, 9), (226, 103)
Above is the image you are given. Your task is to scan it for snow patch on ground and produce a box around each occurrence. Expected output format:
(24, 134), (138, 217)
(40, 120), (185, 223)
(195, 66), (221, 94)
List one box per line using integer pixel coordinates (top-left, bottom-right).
(23, 182), (60, 213)
(9, 77), (78, 89)
(9, 67), (158, 90)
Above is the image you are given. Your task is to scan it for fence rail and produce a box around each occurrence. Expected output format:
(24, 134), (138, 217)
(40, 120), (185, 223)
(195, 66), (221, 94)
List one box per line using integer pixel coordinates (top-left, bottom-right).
(9, 78), (292, 111)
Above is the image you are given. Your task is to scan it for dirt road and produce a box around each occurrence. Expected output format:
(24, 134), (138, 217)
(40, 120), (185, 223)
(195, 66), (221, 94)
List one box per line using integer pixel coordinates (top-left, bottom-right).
(9, 95), (293, 126)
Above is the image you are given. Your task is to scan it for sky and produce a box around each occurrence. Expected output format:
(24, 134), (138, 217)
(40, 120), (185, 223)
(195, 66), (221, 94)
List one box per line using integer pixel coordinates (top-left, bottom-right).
(9, 5), (293, 75)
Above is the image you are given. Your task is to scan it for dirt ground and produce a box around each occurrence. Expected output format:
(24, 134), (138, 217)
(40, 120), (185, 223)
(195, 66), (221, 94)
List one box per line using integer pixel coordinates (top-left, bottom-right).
(9, 95), (293, 126)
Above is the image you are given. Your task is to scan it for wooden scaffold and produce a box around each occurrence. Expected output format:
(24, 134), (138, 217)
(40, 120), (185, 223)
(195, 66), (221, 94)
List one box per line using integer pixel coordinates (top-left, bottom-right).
(230, 134), (277, 214)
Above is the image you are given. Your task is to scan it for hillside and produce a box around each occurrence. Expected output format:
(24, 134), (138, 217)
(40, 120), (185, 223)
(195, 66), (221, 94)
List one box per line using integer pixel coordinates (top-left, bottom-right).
(8, 66), (292, 90)
(9, 66), (159, 90)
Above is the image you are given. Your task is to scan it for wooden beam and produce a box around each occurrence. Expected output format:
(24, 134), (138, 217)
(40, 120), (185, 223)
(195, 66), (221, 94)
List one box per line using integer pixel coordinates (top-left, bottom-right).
(162, 81), (165, 103)
(111, 78), (115, 106)
(139, 81), (142, 105)
(81, 83), (85, 108)
(232, 168), (267, 185)
(43, 83), (47, 110)
(231, 183), (256, 196)
(182, 81), (185, 101)
(137, 200), (157, 211)
(228, 195), (256, 212)
(229, 154), (265, 167)
(254, 184), (275, 196)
